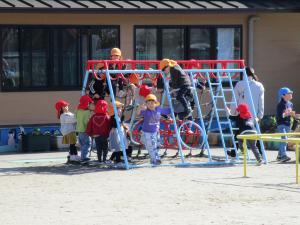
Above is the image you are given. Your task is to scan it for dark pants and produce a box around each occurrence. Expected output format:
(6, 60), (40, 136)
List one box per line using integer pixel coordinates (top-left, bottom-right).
(238, 134), (261, 161)
(95, 136), (108, 162)
(69, 144), (77, 155)
(110, 146), (133, 163)
(176, 85), (191, 113)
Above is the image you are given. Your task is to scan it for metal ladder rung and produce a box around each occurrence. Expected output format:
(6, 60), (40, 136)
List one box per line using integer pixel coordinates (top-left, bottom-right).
(220, 121), (230, 125)
(231, 128), (239, 131)
(225, 102), (235, 105)
(211, 82), (220, 86)
(222, 134), (233, 137)
(223, 89), (233, 92)
(213, 95), (223, 99)
(216, 108), (226, 112)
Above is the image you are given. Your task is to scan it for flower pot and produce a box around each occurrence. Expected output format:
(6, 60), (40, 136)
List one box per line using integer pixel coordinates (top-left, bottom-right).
(21, 134), (51, 152)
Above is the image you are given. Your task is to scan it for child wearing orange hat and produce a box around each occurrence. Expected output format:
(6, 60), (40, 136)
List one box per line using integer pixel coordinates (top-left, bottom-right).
(76, 95), (94, 161)
(88, 47), (127, 101)
(160, 59), (193, 118)
(137, 94), (171, 165)
(86, 100), (111, 163)
(227, 103), (262, 165)
(55, 100), (80, 162)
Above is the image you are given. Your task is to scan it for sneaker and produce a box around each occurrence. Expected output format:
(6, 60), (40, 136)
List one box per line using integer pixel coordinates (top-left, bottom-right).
(81, 157), (90, 162)
(156, 159), (162, 165)
(276, 155), (281, 161)
(104, 160), (113, 165)
(256, 158), (262, 166)
(280, 155), (291, 162)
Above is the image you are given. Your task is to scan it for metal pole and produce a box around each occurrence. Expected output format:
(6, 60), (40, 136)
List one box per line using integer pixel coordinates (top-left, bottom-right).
(243, 139), (247, 177)
(296, 143), (299, 184)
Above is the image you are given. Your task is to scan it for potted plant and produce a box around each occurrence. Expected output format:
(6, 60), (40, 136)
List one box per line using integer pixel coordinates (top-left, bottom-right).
(21, 128), (51, 152)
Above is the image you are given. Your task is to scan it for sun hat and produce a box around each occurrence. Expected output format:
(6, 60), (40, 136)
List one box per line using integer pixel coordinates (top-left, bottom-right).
(55, 100), (69, 119)
(94, 100), (108, 114)
(159, 59), (177, 70)
(111, 48), (122, 56)
(236, 103), (252, 119)
(145, 94), (160, 106)
(107, 101), (124, 116)
(77, 95), (93, 110)
(139, 84), (152, 98)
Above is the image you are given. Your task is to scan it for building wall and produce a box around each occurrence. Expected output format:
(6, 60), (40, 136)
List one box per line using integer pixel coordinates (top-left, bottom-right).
(0, 12), (299, 125)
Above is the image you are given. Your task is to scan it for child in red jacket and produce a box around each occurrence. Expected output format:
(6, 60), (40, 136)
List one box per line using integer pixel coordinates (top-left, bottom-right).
(86, 100), (111, 163)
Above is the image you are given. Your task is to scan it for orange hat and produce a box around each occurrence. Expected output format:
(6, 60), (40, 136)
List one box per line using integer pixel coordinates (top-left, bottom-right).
(95, 63), (105, 70)
(107, 101), (124, 116)
(77, 95), (93, 110)
(129, 73), (139, 85)
(111, 48), (122, 56)
(94, 100), (108, 114)
(139, 84), (152, 98)
(159, 59), (177, 70)
(145, 94), (160, 106)
(55, 100), (69, 119)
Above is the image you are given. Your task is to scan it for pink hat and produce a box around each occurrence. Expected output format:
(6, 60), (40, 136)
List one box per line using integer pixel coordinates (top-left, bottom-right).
(139, 84), (152, 98)
(94, 100), (108, 114)
(55, 100), (69, 119)
(77, 95), (93, 110)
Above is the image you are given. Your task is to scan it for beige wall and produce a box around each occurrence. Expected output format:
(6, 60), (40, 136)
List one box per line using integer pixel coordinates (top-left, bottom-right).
(251, 13), (300, 115)
(0, 12), (299, 125)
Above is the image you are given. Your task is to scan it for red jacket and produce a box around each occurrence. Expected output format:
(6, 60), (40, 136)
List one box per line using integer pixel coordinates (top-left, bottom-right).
(86, 113), (111, 137)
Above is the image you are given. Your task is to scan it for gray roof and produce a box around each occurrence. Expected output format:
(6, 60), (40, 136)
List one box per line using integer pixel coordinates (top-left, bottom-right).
(0, 0), (299, 12)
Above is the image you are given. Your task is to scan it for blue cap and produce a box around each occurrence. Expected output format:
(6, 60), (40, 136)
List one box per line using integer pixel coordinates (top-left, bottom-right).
(279, 87), (293, 96)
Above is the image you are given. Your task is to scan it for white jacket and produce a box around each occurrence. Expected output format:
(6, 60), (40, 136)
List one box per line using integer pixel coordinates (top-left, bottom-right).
(60, 112), (77, 135)
(231, 77), (265, 119)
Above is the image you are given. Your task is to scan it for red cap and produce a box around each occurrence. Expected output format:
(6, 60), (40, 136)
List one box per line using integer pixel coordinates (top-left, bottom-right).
(94, 100), (107, 114)
(55, 100), (69, 119)
(77, 95), (93, 110)
(236, 103), (252, 119)
(139, 84), (152, 98)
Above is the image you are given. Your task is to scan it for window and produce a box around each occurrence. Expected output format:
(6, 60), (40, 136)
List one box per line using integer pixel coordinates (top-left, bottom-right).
(1, 28), (20, 90)
(134, 25), (242, 61)
(0, 26), (119, 91)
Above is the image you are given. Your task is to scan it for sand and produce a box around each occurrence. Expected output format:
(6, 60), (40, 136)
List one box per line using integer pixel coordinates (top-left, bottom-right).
(0, 149), (299, 225)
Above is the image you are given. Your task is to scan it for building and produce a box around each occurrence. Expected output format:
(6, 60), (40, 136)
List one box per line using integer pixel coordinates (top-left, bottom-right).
(0, 0), (300, 126)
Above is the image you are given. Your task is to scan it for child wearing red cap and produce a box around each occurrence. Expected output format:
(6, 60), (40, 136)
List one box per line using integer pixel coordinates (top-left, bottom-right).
(55, 100), (80, 162)
(227, 103), (262, 165)
(76, 95), (94, 161)
(86, 100), (111, 163)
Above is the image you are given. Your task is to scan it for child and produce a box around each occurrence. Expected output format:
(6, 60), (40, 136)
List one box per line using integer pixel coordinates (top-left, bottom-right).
(88, 48), (127, 100)
(276, 87), (295, 162)
(227, 103), (262, 165)
(137, 94), (171, 165)
(160, 59), (193, 118)
(108, 101), (132, 164)
(55, 100), (80, 162)
(76, 95), (93, 161)
(86, 100), (111, 163)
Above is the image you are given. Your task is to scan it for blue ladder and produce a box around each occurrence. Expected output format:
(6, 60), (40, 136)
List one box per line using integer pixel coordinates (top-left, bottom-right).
(206, 71), (239, 161)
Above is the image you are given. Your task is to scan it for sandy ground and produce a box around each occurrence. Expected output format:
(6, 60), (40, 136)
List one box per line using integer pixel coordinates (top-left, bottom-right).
(0, 148), (299, 225)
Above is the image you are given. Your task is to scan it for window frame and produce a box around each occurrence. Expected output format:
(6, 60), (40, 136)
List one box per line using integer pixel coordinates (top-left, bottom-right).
(0, 25), (120, 92)
(134, 24), (243, 61)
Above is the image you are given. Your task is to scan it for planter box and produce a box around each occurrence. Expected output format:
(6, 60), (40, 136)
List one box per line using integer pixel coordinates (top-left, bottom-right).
(21, 135), (51, 152)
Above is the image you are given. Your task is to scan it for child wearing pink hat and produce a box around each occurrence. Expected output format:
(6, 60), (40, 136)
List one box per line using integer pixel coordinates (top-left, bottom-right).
(86, 100), (111, 163)
(227, 103), (262, 165)
(55, 100), (80, 162)
(76, 95), (94, 161)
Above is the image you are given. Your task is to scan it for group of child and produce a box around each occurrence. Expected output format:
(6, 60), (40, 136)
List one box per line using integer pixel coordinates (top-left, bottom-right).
(55, 49), (297, 165)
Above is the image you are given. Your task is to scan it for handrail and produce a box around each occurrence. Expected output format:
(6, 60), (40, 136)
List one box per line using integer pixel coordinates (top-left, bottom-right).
(237, 132), (300, 184)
